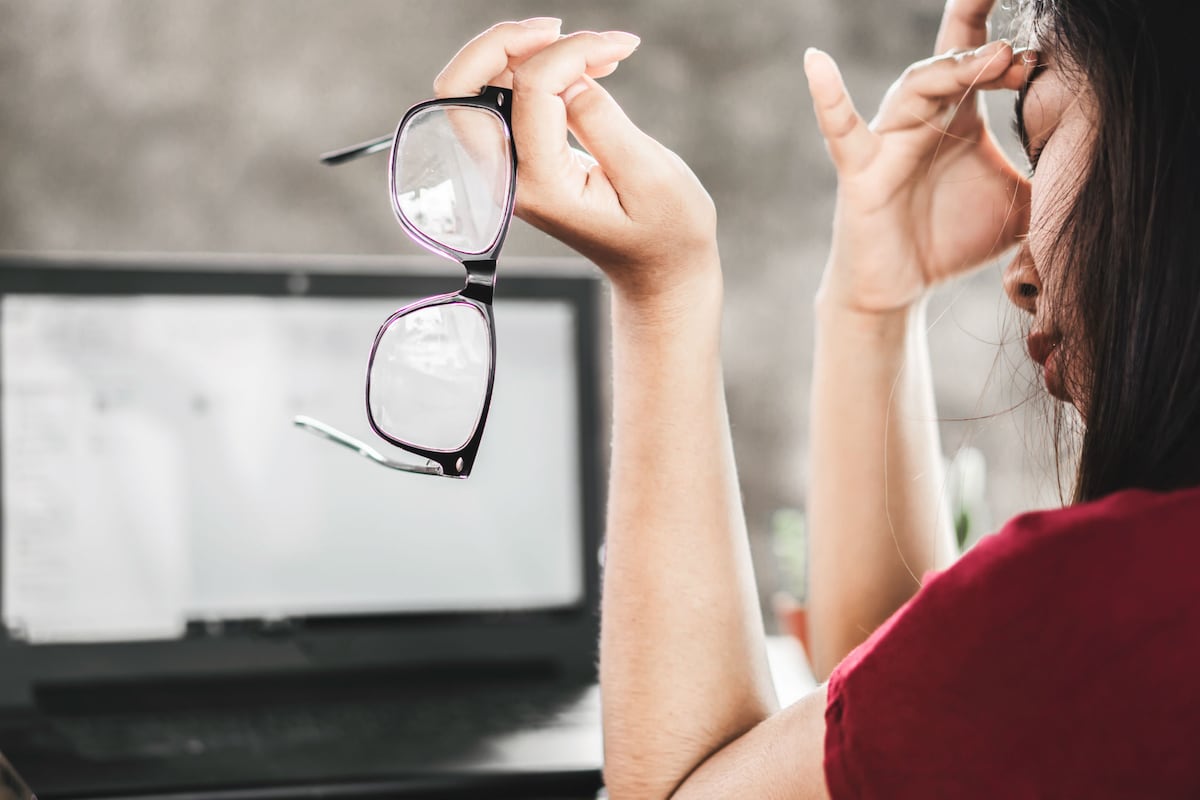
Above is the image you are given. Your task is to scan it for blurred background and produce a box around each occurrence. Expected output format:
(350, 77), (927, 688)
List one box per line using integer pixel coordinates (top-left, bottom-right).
(0, 0), (1068, 620)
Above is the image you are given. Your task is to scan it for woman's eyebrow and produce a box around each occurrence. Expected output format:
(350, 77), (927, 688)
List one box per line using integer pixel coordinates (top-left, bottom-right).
(1014, 62), (1049, 158)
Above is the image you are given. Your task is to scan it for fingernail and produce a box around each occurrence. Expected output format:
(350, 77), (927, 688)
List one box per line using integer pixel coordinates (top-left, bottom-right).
(521, 17), (562, 30)
(561, 78), (589, 105)
(601, 31), (641, 48)
(802, 47), (838, 82)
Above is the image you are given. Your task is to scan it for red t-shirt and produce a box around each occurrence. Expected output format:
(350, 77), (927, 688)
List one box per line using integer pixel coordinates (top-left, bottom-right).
(823, 485), (1200, 797)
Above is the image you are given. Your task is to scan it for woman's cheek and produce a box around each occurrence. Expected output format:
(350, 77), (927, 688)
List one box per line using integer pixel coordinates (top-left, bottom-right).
(1025, 182), (1057, 291)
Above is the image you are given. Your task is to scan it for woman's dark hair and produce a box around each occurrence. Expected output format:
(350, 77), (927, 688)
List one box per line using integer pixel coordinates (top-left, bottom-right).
(1020, 0), (1200, 502)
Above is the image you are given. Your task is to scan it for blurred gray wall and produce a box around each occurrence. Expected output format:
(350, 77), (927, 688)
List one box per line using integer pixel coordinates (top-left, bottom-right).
(0, 1), (1063, 615)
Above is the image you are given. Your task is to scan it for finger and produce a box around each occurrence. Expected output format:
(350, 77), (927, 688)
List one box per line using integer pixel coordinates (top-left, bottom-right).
(509, 31), (642, 187)
(873, 40), (1013, 134)
(490, 54), (622, 94)
(560, 74), (652, 188)
(971, 48), (1038, 94)
(934, 0), (993, 55)
(804, 48), (877, 175)
(1003, 47), (1042, 90)
(433, 18), (562, 98)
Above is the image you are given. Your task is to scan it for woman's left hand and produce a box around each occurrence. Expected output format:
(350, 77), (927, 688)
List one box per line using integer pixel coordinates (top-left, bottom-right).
(805, 0), (1035, 315)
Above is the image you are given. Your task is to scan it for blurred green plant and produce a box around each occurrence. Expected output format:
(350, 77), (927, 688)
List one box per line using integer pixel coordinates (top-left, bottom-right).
(771, 507), (808, 602)
(947, 446), (989, 552)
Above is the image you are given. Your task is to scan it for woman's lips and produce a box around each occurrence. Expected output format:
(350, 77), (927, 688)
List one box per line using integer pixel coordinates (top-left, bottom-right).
(1026, 331), (1059, 366)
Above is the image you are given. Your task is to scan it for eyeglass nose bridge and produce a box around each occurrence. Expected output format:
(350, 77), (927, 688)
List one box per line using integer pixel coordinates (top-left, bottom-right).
(461, 258), (497, 305)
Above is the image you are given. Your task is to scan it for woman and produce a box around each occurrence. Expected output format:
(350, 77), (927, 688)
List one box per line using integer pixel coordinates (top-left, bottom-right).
(436, 0), (1199, 795)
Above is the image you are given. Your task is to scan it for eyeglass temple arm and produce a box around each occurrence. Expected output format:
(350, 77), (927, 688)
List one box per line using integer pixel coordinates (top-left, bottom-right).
(292, 415), (443, 476)
(319, 134), (392, 166)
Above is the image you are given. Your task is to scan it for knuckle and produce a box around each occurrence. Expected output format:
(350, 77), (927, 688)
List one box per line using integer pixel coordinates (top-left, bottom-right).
(432, 69), (451, 96)
(511, 67), (560, 98)
(827, 107), (859, 139)
(897, 64), (925, 86)
(510, 67), (537, 94)
(898, 59), (933, 84)
(816, 84), (848, 113)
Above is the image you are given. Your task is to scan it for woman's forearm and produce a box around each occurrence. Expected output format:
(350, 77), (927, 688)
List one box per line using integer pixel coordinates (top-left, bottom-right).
(799, 3), (1031, 682)
(599, 259), (777, 799)
(806, 297), (955, 679)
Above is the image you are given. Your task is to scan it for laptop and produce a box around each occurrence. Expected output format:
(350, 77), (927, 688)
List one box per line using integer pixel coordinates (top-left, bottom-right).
(0, 253), (607, 799)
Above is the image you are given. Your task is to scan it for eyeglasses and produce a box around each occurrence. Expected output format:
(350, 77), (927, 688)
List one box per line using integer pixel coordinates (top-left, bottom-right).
(294, 86), (516, 478)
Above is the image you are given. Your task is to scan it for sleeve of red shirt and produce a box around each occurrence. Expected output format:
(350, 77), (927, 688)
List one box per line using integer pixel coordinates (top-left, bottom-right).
(821, 488), (1200, 798)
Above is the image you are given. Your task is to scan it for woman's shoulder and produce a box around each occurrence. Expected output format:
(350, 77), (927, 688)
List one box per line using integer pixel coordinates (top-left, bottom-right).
(824, 484), (1200, 797)
(830, 482), (1200, 706)
(998, 482), (1200, 546)
(941, 482), (1200, 601)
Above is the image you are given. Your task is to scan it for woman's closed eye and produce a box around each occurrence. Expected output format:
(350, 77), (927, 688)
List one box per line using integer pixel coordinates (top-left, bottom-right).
(1013, 61), (1049, 176)
(1011, 108), (1048, 177)
(1029, 141), (1046, 174)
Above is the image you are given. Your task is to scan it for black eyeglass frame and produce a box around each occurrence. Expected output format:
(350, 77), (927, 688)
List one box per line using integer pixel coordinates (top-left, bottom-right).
(299, 85), (516, 479)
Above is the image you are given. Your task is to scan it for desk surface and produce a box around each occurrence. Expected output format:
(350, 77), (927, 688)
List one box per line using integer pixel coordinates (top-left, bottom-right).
(768, 635), (820, 705)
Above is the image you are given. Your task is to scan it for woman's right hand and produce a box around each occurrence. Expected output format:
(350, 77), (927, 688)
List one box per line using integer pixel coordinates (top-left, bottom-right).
(804, 0), (1034, 315)
(434, 20), (720, 311)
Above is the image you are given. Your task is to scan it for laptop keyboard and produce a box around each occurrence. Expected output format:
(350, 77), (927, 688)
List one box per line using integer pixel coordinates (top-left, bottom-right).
(44, 680), (593, 764)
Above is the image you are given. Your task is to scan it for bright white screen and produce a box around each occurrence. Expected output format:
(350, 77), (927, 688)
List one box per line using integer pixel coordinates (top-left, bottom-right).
(2, 293), (584, 644)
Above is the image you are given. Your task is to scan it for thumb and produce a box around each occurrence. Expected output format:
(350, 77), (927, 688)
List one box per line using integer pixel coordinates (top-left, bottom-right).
(561, 75), (654, 189)
(804, 48), (877, 175)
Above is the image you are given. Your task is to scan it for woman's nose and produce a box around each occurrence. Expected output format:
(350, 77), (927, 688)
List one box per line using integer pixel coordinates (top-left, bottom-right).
(1003, 246), (1041, 315)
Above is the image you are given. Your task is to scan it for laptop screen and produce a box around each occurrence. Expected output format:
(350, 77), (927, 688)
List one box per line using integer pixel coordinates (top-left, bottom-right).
(0, 262), (598, 649)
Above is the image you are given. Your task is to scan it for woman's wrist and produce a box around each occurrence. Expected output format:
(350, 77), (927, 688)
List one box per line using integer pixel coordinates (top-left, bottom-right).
(813, 285), (928, 342)
(608, 245), (725, 337)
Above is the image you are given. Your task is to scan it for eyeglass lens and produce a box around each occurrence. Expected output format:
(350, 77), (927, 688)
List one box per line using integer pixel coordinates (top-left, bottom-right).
(369, 300), (492, 452)
(393, 105), (512, 255)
